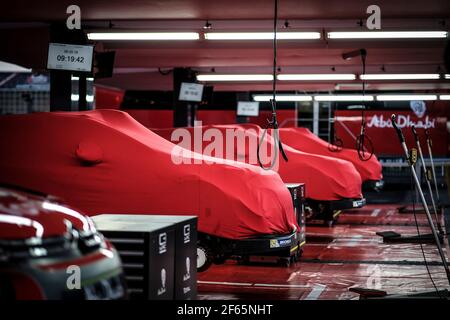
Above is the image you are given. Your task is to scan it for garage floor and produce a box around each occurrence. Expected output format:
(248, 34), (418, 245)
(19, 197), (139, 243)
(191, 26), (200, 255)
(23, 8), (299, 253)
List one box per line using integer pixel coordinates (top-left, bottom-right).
(198, 190), (450, 300)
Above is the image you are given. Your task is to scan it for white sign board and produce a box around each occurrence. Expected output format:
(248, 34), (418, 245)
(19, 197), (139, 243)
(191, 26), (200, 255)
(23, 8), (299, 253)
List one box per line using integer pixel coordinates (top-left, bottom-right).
(237, 101), (259, 117)
(179, 82), (204, 102)
(47, 43), (94, 72)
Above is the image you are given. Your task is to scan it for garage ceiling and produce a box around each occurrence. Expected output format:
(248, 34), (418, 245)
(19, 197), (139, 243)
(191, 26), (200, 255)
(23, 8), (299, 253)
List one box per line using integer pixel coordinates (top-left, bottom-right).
(1, 0), (450, 21)
(1, 0), (450, 91)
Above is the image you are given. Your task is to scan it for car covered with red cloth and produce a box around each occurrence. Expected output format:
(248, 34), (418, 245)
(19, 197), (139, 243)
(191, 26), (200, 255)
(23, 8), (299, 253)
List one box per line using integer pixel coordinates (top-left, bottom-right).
(153, 123), (366, 223)
(279, 127), (383, 188)
(153, 124), (363, 202)
(0, 110), (298, 240)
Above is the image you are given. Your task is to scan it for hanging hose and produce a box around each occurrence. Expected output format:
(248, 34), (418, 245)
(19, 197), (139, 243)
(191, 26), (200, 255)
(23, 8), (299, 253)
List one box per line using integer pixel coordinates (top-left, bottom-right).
(257, 0), (288, 170)
(257, 118), (280, 169)
(355, 49), (374, 161)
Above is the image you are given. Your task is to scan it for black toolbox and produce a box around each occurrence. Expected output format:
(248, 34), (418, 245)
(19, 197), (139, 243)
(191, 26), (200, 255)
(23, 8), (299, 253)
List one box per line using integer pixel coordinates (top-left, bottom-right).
(92, 215), (180, 300)
(131, 215), (198, 300)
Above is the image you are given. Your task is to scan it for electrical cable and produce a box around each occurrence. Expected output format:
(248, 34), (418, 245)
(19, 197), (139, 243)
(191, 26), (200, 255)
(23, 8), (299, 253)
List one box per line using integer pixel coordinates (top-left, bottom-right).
(257, 0), (288, 170)
(355, 49), (374, 161)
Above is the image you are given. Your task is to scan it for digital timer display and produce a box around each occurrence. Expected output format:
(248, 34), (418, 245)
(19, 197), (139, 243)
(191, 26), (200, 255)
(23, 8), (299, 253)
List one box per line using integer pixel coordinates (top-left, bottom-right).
(56, 55), (85, 63)
(47, 43), (94, 72)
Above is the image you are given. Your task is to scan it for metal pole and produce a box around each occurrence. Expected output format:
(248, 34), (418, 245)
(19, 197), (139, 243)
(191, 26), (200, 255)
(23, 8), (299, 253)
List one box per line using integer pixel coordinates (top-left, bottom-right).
(412, 126), (443, 234)
(425, 129), (441, 204)
(392, 115), (450, 285)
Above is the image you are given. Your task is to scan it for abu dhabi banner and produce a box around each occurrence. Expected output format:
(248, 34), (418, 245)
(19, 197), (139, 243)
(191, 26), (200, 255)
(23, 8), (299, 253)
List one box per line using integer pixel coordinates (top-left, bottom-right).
(334, 110), (448, 157)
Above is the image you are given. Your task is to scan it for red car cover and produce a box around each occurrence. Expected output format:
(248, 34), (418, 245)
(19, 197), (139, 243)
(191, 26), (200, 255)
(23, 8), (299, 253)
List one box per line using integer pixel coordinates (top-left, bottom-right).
(153, 124), (363, 201)
(279, 127), (383, 182)
(0, 110), (297, 239)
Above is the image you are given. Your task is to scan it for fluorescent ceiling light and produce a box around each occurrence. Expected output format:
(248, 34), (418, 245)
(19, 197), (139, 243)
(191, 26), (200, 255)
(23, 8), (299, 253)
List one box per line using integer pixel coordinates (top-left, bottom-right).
(196, 74), (273, 81)
(360, 74), (440, 80)
(314, 95), (374, 102)
(278, 74), (356, 81)
(87, 32), (200, 40)
(445, 74), (450, 79)
(253, 95), (313, 102)
(335, 83), (371, 90)
(439, 95), (450, 100)
(328, 31), (447, 39)
(376, 94), (437, 101)
(204, 32), (321, 40)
